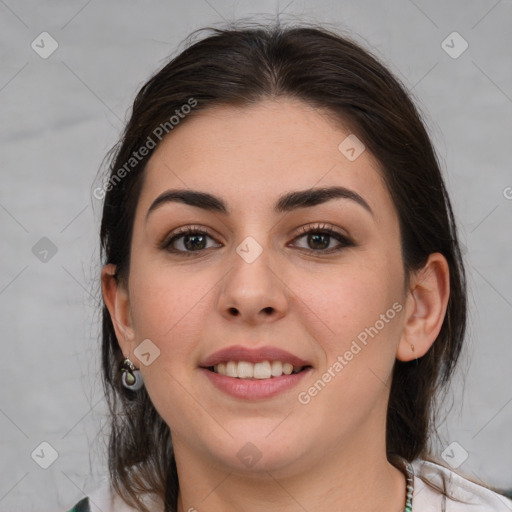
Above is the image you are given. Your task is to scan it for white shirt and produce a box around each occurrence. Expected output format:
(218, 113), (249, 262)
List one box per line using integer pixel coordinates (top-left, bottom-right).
(412, 459), (512, 511)
(82, 459), (512, 511)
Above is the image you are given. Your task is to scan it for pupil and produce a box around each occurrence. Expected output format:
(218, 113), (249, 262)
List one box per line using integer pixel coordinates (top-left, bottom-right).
(185, 234), (206, 250)
(309, 233), (329, 250)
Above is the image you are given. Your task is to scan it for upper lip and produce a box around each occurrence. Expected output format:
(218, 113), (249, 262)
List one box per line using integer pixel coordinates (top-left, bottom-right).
(200, 345), (312, 368)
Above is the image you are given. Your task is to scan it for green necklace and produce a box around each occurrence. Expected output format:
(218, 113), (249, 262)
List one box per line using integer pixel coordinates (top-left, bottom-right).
(402, 459), (414, 512)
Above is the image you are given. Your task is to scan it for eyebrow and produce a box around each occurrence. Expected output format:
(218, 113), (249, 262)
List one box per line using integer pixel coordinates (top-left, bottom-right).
(146, 186), (373, 220)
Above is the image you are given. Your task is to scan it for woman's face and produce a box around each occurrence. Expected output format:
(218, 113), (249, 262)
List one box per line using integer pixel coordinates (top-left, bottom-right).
(111, 98), (414, 475)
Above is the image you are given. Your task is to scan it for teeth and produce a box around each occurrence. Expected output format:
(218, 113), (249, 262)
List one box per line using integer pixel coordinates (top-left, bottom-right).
(253, 361), (271, 379)
(270, 361), (283, 377)
(283, 362), (293, 375)
(213, 360), (304, 379)
(226, 361), (237, 377)
(238, 361), (254, 378)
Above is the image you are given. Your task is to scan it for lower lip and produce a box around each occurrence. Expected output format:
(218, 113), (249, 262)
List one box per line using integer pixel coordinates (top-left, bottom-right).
(200, 367), (312, 400)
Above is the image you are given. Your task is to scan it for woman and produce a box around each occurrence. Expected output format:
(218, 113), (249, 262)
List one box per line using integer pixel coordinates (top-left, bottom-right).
(69, 22), (512, 512)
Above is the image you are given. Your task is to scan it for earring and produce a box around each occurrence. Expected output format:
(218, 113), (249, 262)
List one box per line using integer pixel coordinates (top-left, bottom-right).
(121, 357), (144, 391)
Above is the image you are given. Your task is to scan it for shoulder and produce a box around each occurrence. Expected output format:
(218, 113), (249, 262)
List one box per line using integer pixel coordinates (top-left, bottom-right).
(411, 459), (512, 511)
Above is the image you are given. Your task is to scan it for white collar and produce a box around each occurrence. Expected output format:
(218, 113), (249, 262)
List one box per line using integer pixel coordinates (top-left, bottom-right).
(411, 459), (512, 511)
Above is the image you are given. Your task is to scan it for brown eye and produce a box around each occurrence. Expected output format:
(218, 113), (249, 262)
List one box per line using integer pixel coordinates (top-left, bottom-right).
(180, 233), (208, 251)
(291, 225), (353, 254)
(162, 227), (222, 255)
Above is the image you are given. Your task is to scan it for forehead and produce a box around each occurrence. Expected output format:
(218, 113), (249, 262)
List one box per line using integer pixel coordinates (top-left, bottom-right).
(140, 98), (391, 216)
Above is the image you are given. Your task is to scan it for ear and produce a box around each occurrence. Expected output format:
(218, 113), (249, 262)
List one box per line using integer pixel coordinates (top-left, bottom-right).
(101, 264), (136, 357)
(397, 253), (450, 361)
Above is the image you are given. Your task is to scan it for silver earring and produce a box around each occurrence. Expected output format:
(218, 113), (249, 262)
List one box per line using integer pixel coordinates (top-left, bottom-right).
(121, 357), (144, 391)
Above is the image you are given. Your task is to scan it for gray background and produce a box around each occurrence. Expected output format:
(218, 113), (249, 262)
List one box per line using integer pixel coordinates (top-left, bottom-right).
(1, 1), (511, 511)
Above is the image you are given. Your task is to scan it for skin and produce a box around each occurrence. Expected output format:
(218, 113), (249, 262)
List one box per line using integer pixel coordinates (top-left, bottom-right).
(102, 98), (450, 512)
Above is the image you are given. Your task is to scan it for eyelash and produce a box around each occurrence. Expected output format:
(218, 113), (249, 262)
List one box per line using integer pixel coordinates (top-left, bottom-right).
(160, 223), (354, 257)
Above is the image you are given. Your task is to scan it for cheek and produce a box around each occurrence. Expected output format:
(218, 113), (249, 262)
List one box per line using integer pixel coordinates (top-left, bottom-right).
(295, 260), (403, 352)
(285, 263), (404, 439)
(126, 268), (215, 431)
(128, 264), (215, 366)
(130, 241), (208, 320)
(293, 264), (405, 419)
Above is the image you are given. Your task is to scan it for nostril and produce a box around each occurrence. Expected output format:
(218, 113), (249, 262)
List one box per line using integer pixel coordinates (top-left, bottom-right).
(228, 307), (239, 316)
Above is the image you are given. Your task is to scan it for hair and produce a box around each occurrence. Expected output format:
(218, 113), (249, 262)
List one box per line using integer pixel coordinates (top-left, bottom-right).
(98, 20), (467, 512)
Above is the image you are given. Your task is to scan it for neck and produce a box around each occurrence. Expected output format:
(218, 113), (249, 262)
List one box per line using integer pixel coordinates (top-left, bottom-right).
(173, 431), (406, 512)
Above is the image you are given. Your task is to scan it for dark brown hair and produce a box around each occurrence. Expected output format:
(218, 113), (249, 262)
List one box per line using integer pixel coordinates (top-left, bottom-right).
(99, 21), (467, 512)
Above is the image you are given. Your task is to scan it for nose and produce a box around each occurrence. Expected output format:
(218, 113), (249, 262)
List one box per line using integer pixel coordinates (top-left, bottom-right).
(216, 239), (288, 325)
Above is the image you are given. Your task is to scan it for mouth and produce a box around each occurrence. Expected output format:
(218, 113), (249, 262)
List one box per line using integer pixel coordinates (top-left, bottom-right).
(199, 345), (313, 400)
(200, 363), (312, 400)
(205, 360), (312, 379)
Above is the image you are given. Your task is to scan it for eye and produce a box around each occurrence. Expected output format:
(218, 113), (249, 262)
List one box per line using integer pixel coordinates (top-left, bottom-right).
(161, 226), (222, 255)
(161, 223), (353, 256)
(290, 223), (353, 254)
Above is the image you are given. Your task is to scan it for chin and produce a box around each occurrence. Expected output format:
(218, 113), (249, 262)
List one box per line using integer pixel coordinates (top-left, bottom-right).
(205, 426), (310, 476)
